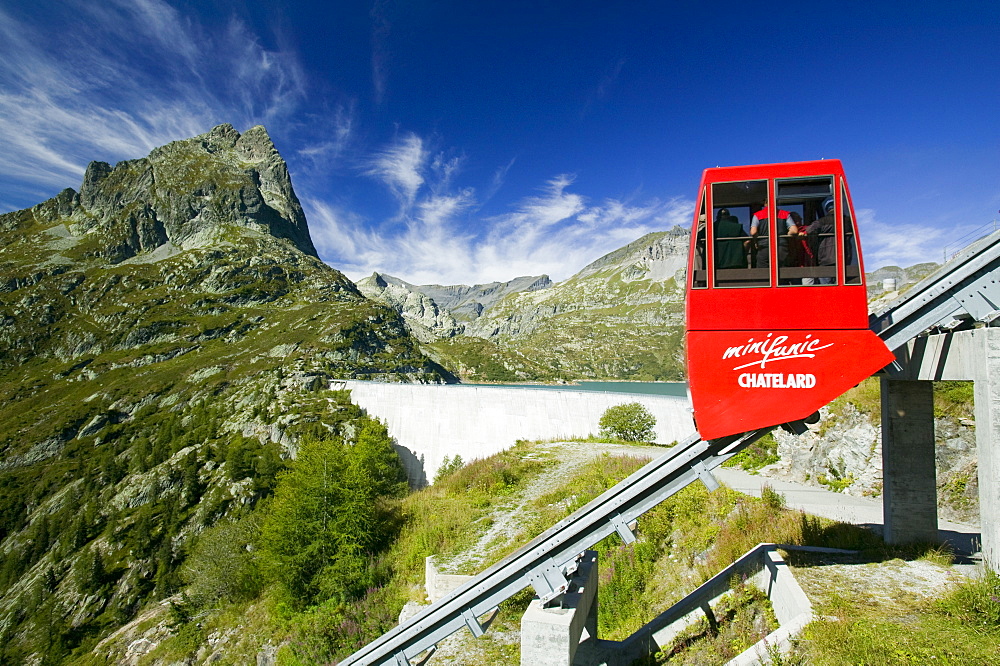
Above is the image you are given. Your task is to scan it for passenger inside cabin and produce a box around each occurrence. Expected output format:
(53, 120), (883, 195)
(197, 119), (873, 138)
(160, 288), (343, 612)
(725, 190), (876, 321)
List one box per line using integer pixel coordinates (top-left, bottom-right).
(750, 202), (797, 268)
(786, 211), (815, 284)
(807, 197), (838, 284)
(713, 208), (747, 269)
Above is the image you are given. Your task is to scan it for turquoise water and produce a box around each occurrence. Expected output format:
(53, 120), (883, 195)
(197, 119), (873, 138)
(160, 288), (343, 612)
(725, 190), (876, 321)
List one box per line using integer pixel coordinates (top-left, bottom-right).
(460, 381), (688, 397)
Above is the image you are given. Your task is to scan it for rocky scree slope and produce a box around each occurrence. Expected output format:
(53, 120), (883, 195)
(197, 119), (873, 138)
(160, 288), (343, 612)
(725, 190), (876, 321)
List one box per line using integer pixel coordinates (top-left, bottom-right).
(0, 124), (443, 663)
(363, 230), (690, 382)
(759, 384), (979, 525)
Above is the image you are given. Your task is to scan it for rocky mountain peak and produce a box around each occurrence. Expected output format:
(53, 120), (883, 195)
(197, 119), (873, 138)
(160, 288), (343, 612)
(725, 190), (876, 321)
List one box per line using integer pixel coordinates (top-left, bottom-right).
(574, 228), (688, 282)
(80, 160), (114, 206)
(5, 123), (317, 263)
(368, 271), (390, 289)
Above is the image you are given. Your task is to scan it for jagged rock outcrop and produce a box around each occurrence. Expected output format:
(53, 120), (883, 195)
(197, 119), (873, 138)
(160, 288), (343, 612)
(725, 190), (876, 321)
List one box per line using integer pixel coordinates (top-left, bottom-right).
(357, 273), (464, 342)
(761, 406), (979, 525)
(418, 229), (689, 381)
(2, 124), (317, 263)
(357, 271), (555, 344)
(463, 229), (688, 341)
(572, 227), (690, 283)
(409, 274), (553, 321)
(356, 229), (689, 381)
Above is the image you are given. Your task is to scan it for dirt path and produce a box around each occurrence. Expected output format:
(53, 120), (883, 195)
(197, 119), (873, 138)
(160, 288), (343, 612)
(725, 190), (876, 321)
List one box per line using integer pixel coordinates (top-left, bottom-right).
(441, 441), (666, 573)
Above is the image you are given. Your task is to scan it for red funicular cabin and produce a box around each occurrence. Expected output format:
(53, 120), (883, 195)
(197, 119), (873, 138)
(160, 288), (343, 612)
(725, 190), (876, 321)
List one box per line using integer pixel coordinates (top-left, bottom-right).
(685, 160), (895, 441)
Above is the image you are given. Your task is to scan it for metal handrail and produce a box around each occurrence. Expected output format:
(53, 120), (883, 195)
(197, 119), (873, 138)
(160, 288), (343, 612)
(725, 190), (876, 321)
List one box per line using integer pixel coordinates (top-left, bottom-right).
(943, 219), (1000, 261)
(339, 428), (772, 665)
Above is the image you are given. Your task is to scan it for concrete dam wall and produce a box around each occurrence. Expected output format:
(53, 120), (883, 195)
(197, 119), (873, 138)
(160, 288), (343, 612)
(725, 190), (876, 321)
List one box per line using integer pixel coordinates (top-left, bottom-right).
(344, 381), (696, 486)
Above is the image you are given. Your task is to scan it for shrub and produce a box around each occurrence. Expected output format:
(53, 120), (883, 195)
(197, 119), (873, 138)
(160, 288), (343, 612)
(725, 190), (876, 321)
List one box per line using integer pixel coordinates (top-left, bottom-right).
(181, 513), (263, 605)
(724, 433), (779, 473)
(599, 403), (656, 442)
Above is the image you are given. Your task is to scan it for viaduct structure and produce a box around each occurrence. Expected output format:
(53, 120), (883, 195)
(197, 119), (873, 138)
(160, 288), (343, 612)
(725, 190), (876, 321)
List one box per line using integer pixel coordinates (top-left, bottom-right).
(878, 329), (1000, 564)
(342, 229), (1000, 666)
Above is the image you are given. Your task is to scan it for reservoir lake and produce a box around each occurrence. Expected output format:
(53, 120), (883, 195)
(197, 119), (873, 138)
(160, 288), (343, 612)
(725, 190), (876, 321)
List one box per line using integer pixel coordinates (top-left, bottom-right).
(460, 381), (688, 397)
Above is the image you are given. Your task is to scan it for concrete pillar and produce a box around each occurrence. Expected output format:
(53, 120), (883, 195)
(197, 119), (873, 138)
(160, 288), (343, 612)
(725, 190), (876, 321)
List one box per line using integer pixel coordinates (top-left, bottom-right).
(881, 378), (939, 544)
(520, 551), (598, 666)
(976, 332), (1000, 570)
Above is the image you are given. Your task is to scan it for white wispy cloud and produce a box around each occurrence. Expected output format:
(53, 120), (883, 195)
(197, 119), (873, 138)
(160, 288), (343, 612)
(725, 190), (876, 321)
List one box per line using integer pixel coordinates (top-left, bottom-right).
(856, 208), (969, 270)
(364, 133), (428, 210)
(0, 0), (319, 206)
(294, 102), (356, 171)
(596, 57), (626, 100)
(484, 157), (517, 202)
(308, 158), (692, 285)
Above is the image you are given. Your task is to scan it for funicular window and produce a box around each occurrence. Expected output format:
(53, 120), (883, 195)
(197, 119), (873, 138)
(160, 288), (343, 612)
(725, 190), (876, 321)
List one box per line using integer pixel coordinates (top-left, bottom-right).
(692, 190), (707, 288)
(775, 176), (836, 285)
(841, 182), (862, 284)
(711, 180), (768, 287)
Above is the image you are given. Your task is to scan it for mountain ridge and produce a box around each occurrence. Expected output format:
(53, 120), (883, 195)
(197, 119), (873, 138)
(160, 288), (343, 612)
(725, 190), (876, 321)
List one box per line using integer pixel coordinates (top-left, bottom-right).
(1, 123), (317, 263)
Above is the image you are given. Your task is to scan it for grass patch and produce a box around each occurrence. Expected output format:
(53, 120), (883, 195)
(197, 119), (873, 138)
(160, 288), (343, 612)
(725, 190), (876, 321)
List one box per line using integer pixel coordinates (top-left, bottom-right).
(822, 377), (882, 431)
(823, 377), (976, 431)
(640, 580), (778, 665)
(934, 380), (975, 419)
(724, 433), (780, 473)
(797, 568), (1000, 665)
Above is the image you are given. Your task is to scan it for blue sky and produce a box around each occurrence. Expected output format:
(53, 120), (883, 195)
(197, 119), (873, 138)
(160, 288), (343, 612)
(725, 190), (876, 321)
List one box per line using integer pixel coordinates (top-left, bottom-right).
(1, 0), (998, 285)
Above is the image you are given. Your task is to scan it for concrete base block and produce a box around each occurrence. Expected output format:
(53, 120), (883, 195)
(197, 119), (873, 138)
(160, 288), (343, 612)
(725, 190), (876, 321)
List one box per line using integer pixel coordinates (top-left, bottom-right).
(425, 556), (474, 603)
(520, 551), (598, 666)
(881, 378), (939, 545)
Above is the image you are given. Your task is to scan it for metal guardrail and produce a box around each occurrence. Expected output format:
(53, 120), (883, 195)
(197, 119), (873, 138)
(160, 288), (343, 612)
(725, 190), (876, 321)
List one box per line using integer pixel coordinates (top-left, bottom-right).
(942, 219), (999, 262)
(345, 226), (1000, 665)
(871, 227), (1000, 353)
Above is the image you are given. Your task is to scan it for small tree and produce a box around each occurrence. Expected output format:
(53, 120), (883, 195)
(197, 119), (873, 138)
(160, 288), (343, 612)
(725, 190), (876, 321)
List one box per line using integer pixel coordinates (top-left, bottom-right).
(434, 455), (464, 483)
(599, 402), (656, 442)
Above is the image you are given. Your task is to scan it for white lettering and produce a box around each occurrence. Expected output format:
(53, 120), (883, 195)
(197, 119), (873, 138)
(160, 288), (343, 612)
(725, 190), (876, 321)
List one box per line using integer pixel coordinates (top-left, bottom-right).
(725, 332), (835, 370)
(723, 345), (744, 360)
(737, 373), (817, 389)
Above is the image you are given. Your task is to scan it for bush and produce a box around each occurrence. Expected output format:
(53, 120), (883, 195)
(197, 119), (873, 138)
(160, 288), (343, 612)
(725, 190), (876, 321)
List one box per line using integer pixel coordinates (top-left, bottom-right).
(724, 433), (779, 473)
(181, 513), (263, 605)
(599, 403), (656, 442)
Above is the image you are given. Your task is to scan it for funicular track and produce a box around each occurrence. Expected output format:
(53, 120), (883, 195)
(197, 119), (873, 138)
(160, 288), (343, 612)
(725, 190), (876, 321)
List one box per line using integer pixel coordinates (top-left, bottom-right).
(342, 228), (1000, 666)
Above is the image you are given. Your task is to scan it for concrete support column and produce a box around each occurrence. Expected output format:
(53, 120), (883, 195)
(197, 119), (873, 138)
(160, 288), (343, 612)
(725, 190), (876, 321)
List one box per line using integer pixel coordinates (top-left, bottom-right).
(976, 332), (1000, 570)
(881, 378), (938, 544)
(520, 551), (598, 666)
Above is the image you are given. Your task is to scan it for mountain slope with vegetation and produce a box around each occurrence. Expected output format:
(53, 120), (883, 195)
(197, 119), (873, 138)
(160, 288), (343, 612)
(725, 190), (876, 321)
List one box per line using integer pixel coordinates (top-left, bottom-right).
(362, 230), (690, 382)
(0, 124), (444, 663)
